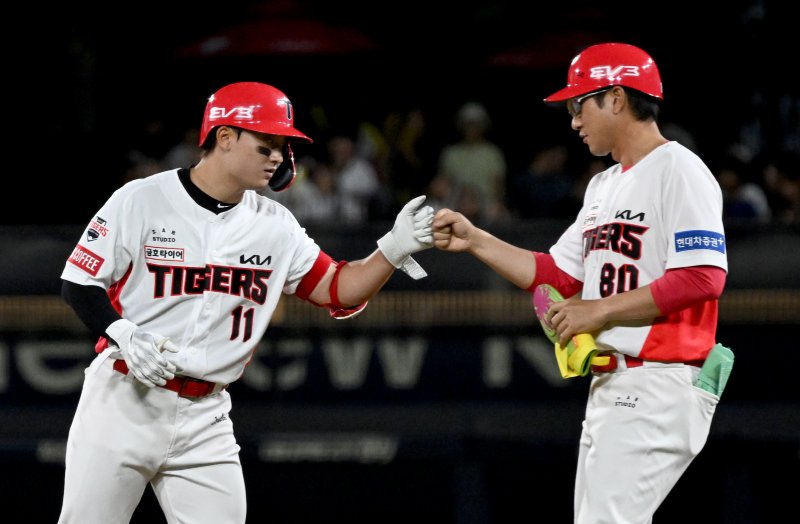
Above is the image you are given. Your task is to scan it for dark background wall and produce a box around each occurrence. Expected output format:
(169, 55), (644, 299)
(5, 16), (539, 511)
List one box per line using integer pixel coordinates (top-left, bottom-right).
(8, 0), (798, 226)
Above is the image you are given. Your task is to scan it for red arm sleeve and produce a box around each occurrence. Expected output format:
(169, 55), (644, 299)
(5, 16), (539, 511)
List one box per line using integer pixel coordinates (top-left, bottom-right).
(650, 266), (727, 315)
(527, 252), (583, 298)
(294, 251), (368, 319)
(294, 250), (334, 302)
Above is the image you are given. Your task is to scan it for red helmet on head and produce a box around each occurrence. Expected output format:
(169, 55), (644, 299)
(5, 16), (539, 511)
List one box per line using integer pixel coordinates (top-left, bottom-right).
(199, 82), (313, 146)
(199, 82), (312, 192)
(544, 43), (663, 102)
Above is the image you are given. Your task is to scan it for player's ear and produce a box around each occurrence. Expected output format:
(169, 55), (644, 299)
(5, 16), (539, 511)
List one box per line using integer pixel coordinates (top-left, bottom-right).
(215, 126), (237, 149)
(609, 87), (626, 114)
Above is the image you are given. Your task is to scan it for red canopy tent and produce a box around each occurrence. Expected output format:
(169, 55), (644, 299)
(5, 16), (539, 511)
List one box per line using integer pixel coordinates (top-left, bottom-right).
(175, 18), (379, 58)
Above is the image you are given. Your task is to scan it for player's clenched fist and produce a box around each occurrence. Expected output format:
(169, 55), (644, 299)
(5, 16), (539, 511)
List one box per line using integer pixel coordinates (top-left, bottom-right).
(432, 208), (476, 252)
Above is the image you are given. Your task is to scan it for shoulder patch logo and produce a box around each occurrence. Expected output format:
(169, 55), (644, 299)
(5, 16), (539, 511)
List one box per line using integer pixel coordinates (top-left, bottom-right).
(87, 216), (110, 242)
(674, 230), (726, 254)
(67, 245), (105, 276)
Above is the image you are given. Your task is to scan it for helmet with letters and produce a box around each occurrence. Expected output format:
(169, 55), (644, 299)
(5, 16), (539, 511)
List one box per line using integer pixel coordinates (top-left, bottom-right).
(199, 82), (312, 191)
(544, 43), (663, 102)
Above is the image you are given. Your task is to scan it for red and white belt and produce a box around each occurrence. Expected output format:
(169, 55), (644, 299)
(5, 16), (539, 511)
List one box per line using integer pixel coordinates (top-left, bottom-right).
(113, 359), (227, 398)
(591, 354), (704, 373)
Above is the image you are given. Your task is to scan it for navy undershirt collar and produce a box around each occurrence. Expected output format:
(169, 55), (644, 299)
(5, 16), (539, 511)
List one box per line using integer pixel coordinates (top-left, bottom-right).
(177, 168), (236, 214)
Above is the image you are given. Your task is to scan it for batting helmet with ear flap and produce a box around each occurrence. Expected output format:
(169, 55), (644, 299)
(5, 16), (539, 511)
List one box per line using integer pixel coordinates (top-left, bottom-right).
(199, 82), (313, 191)
(544, 43), (663, 102)
(267, 143), (299, 192)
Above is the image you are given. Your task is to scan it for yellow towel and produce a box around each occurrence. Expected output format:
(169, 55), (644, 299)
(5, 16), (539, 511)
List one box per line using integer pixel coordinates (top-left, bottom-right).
(554, 333), (610, 378)
(533, 284), (610, 378)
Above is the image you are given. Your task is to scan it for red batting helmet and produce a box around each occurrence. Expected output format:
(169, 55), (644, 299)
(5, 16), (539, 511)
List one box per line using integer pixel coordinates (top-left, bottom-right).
(199, 82), (313, 146)
(199, 82), (312, 191)
(544, 43), (663, 102)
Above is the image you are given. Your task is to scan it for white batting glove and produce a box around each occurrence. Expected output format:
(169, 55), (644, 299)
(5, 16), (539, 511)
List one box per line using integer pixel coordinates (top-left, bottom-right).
(106, 318), (179, 388)
(377, 195), (434, 279)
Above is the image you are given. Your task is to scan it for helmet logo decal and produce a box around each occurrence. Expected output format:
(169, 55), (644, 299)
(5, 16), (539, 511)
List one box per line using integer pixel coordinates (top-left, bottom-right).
(589, 65), (640, 81)
(278, 97), (293, 122)
(208, 106), (256, 121)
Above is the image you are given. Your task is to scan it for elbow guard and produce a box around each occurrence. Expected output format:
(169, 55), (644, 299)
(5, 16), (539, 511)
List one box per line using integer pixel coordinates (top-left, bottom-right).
(327, 261), (368, 319)
(295, 252), (368, 319)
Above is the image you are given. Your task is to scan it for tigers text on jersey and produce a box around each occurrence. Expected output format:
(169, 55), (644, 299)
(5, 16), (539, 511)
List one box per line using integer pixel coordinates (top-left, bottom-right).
(550, 142), (728, 362)
(62, 169), (320, 384)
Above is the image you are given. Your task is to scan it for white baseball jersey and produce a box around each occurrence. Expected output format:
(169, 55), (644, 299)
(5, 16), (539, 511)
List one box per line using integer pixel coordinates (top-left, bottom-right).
(61, 168), (320, 384)
(550, 141), (727, 362)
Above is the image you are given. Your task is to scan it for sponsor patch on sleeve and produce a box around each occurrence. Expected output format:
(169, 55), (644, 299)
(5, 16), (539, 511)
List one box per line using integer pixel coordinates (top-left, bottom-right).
(674, 230), (726, 254)
(67, 245), (105, 276)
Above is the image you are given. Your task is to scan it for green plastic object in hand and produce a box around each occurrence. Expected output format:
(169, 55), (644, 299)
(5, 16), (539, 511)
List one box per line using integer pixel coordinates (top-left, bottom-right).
(694, 343), (734, 396)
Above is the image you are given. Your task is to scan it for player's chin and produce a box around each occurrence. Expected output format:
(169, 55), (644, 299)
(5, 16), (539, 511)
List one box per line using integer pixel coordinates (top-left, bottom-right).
(586, 142), (610, 157)
(251, 175), (270, 191)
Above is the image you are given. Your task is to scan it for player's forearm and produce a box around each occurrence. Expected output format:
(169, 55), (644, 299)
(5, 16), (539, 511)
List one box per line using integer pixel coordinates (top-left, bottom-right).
(600, 286), (663, 322)
(335, 250), (395, 305)
(469, 229), (537, 289)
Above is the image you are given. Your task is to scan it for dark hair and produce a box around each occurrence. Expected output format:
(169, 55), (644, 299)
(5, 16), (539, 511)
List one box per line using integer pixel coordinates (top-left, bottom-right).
(624, 87), (660, 122)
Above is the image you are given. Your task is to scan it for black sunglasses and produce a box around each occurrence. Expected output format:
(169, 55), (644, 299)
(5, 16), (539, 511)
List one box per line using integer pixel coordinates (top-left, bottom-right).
(567, 87), (612, 117)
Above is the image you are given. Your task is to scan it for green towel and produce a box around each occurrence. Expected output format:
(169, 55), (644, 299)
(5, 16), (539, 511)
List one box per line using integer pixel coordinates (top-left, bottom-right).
(694, 343), (734, 396)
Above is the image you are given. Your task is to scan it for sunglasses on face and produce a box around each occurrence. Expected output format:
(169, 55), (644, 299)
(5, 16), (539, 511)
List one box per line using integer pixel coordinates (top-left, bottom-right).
(567, 87), (612, 117)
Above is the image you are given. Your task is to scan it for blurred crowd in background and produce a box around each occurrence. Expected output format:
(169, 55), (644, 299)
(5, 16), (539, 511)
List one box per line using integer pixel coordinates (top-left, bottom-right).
(121, 96), (799, 228)
(13, 0), (798, 228)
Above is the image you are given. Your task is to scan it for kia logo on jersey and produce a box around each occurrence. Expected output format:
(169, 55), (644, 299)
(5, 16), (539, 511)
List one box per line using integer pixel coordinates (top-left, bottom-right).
(240, 254), (271, 265)
(614, 209), (646, 222)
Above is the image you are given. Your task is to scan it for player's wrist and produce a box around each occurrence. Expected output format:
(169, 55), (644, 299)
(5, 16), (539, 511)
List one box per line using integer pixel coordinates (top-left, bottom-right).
(377, 230), (428, 280)
(468, 228), (493, 255)
(106, 318), (136, 349)
(376, 231), (404, 268)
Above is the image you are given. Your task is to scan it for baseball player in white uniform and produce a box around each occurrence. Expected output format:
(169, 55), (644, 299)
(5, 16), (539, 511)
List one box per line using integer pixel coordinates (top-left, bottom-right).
(57, 81), (434, 524)
(432, 43), (728, 523)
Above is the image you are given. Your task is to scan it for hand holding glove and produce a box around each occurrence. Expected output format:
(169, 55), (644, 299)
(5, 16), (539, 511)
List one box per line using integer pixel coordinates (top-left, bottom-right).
(106, 319), (179, 388)
(377, 195), (434, 279)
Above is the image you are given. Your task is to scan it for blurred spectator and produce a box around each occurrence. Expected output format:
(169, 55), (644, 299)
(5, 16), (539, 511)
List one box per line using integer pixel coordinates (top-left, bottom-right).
(270, 156), (342, 224)
(122, 117), (172, 182)
(326, 134), (386, 224)
(662, 121), (698, 153)
(355, 120), (390, 179)
(429, 101), (508, 224)
(508, 144), (575, 219)
(163, 128), (202, 169)
(554, 157), (612, 220)
(776, 93), (799, 156)
(715, 149), (771, 223)
(383, 107), (439, 206)
(121, 154), (163, 184)
(759, 149), (800, 223)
